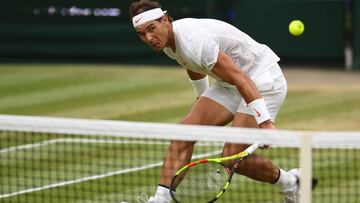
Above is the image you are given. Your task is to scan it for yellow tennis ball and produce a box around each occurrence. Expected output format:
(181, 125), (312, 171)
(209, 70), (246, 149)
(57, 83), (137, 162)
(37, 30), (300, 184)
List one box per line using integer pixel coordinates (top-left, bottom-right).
(289, 20), (305, 36)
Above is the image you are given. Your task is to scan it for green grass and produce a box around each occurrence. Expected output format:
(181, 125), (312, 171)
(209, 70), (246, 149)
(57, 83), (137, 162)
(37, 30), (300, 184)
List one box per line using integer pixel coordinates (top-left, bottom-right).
(1, 64), (360, 129)
(0, 64), (360, 203)
(0, 64), (193, 120)
(277, 90), (360, 130)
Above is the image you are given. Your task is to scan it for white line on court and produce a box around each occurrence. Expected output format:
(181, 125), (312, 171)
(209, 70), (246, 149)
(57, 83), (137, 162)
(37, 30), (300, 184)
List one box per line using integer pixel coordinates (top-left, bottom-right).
(0, 138), (222, 199)
(0, 138), (222, 153)
(0, 138), (167, 153)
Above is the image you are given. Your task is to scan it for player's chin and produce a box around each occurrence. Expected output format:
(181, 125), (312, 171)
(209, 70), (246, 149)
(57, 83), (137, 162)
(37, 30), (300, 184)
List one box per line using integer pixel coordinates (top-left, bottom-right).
(150, 43), (163, 51)
(151, 46), (163, 52)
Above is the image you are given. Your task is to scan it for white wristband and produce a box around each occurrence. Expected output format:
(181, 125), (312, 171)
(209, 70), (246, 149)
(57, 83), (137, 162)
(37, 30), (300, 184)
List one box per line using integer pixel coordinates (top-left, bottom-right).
(190, 76), (209, 97)
(247, 98), (271, 124)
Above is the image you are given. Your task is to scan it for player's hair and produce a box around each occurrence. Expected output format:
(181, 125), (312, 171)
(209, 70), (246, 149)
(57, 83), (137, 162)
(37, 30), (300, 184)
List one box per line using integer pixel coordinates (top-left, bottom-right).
(129, 0), (174, 22)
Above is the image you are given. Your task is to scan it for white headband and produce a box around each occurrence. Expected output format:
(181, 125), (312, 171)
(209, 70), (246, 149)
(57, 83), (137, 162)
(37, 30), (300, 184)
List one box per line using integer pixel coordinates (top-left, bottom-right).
(132, 8), (167, 28)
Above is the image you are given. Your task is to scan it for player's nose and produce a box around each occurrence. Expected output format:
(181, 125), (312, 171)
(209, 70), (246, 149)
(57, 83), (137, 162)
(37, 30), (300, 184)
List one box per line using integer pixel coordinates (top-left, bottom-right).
(144, 33), (154, 43)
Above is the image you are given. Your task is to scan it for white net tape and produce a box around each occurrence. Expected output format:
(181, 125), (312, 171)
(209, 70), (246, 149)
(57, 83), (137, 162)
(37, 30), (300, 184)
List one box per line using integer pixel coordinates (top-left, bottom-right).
(0, 114), (359, 148)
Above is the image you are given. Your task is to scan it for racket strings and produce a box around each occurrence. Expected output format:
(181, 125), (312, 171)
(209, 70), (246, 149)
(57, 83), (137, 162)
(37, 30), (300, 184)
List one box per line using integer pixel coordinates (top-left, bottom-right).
(172, 162), (229, 203)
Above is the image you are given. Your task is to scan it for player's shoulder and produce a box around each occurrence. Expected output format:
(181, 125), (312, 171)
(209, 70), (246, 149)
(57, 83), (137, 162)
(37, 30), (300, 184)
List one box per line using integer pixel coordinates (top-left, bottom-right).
(173, 18), (200, 33)
(173, 18), (211, 41)
(173, 18), (237, 37)
(172, 19), (203, 48)
(173, 18), (221, 28)
(173, 18), (197, 25)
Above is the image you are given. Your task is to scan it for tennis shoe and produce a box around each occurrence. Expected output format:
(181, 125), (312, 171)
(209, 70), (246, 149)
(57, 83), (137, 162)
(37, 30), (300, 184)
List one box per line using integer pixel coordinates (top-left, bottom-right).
(136, 193), (170, 203)
(148, 195), (170, 203)
(281, 168), (300, 203)
(136, 193), (149, 203)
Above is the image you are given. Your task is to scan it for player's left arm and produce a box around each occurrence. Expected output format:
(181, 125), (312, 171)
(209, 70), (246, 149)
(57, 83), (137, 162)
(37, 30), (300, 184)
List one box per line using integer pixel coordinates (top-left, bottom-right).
(211, 51), (274, 129)
(186, 69), (208, 99)
(186, 69), (206, 80)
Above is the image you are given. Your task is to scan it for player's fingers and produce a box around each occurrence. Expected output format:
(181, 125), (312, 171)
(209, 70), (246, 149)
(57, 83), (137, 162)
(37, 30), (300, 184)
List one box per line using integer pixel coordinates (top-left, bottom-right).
(259, 144), (271, 149)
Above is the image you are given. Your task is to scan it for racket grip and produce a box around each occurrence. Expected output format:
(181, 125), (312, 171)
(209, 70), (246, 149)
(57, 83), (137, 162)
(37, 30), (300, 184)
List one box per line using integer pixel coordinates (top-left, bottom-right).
(245, 143), (259, 154)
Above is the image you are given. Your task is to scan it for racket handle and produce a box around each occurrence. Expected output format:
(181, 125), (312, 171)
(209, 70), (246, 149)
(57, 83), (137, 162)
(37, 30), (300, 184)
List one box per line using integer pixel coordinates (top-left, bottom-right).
(245, 143), (259, 154)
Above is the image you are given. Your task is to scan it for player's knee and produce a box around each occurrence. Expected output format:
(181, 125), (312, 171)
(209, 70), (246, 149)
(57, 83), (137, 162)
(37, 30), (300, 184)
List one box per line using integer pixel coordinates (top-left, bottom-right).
(222, 143), (249, 157)
(179, 114), (203, 125)
(169, 140), (196, 150)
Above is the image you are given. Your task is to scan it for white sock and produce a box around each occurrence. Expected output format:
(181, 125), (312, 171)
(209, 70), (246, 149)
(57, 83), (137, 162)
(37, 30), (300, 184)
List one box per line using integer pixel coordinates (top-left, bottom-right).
(152, 185), (172, 202)
(276, 168), (297, 191)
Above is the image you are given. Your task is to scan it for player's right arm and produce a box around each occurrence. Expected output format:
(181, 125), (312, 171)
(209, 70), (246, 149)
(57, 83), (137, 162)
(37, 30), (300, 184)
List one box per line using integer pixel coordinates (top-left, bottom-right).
(186, 69), (208, 98)
(211, 51), (274, 129)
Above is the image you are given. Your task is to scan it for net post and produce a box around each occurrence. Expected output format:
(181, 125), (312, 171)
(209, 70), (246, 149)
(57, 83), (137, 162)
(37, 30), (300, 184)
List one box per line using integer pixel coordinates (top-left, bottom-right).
(299, 132), (312, 203)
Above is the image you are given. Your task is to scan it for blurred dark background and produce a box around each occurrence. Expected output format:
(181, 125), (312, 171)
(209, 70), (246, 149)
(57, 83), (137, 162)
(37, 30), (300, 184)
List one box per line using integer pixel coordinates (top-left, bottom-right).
(0, 0), (359, 69)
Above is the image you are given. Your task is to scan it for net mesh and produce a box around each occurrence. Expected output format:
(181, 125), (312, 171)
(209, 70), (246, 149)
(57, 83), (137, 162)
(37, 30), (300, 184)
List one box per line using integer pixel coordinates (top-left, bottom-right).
(0, 115), (360, 203)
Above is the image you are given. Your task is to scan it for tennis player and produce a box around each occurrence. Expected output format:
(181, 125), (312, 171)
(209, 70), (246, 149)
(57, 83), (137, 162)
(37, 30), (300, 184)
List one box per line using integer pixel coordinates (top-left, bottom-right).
(130, 1), (299, 202)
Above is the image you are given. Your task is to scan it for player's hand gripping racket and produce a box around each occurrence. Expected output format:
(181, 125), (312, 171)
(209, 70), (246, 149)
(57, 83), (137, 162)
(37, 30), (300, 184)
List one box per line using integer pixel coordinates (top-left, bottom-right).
(170, 142), (259, 203)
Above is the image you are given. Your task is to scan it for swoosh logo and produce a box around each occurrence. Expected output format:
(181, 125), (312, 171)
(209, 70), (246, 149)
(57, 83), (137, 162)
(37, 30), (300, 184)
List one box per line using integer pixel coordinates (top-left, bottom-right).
(135, 17), (143, 24)
(254, 109), (261, 117)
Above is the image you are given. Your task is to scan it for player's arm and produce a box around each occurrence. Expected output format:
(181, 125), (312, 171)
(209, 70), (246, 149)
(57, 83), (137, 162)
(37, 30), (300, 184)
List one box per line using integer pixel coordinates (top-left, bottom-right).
(211, 51), (273, 128)
(186, 69), (208, 98)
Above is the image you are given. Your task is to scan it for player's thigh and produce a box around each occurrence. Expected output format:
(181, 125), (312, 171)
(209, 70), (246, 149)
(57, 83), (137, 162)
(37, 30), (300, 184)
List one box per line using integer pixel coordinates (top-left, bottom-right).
(222, 113), (258, 157)
(180, 96), (234, 126)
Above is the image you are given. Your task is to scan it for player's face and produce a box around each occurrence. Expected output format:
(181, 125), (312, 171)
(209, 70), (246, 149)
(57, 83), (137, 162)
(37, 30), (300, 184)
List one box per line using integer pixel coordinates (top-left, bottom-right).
(135, 18), (170, 51)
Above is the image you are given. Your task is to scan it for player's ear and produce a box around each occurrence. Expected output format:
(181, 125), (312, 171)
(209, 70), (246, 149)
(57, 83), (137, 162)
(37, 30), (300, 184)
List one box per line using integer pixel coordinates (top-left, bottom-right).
(161, 16), (169, 24)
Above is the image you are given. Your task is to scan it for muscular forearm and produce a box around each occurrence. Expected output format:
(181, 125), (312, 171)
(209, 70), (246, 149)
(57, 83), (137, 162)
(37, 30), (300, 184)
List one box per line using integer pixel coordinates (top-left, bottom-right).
(232, 72), (261, 104)
(211, 52), (261, 103)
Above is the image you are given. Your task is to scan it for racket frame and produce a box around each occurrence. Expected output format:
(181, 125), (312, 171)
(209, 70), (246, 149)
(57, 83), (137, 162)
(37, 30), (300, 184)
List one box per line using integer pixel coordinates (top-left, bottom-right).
(170, 143), (259, 203)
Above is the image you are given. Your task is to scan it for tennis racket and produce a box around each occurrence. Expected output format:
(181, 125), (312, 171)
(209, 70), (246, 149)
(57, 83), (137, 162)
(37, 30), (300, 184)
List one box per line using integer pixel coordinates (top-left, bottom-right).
(169, 142), (259, 203)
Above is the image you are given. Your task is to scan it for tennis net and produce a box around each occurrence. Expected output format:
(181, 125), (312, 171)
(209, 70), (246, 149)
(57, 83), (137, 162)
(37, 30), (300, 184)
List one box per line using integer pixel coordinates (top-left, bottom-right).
(0, 114), (359, 203)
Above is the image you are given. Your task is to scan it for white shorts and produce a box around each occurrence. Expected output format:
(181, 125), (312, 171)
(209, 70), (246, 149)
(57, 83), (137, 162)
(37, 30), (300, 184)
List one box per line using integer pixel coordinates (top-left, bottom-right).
(202, 63), (287, 122)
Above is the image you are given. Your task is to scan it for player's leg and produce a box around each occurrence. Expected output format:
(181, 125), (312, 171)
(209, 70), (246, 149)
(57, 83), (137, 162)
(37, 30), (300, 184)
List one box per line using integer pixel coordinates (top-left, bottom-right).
(222, 113), (281, 183)
(222, 114), (298, 203)
(221, 64), (299, 202)
(223, 113), (297, 187)
(150, 96), (234, 202)
(159, 96), (233, 186)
